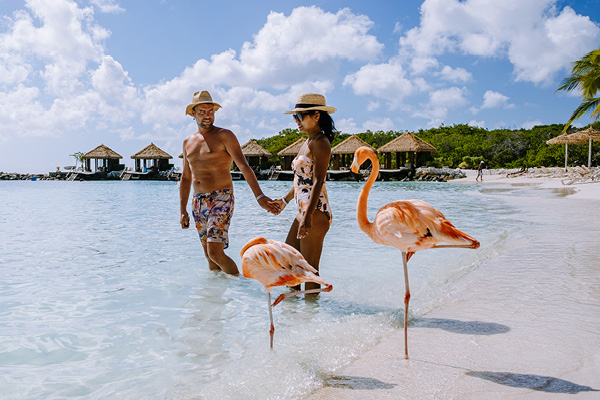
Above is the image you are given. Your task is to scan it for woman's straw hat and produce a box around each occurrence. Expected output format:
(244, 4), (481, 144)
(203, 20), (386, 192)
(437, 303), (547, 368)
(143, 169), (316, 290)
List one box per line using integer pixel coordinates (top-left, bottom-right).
(185, 90), (222, 116)
(284, 93), (336, 114)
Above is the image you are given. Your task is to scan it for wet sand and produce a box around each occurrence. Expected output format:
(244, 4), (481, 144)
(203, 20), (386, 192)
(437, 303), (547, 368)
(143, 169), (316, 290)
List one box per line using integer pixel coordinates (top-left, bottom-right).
(308, 170), (600, 400)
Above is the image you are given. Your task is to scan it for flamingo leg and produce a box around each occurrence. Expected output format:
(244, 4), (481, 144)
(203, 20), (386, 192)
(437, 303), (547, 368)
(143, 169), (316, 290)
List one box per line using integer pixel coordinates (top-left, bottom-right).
(267, 291), (274, 349)
(402, 251), (411, 359)
(272, 284), (333, 307)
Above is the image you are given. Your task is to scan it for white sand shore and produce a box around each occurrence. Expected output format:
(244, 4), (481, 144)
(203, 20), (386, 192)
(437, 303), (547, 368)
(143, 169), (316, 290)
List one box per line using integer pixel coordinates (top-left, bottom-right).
(308, 170), (600, 400)
(451, 168), (600, 201)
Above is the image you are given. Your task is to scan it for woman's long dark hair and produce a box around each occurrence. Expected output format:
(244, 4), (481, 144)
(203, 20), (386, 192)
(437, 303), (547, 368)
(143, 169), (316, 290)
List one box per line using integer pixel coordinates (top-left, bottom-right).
(316, 111), (337, 142)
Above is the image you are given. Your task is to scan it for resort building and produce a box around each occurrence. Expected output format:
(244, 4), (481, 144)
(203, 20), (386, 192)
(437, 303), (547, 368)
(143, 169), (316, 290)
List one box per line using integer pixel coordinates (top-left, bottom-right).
(82, 144), (124, 172)
(378, 132), (436, 169)
(131, 143), (173, 172)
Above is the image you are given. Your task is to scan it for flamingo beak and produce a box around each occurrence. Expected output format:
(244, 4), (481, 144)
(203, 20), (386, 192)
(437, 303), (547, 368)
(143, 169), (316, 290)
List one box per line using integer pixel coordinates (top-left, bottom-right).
(350, 156), (359, 173)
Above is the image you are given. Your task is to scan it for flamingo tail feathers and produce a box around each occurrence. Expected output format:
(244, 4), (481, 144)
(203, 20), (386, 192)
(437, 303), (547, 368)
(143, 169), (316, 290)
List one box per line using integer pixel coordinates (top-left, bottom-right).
(437, 219), (480, 249)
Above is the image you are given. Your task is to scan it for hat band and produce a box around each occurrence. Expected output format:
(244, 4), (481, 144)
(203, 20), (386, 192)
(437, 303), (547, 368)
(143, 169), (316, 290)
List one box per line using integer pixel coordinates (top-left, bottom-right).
(295, 103), (324, 109)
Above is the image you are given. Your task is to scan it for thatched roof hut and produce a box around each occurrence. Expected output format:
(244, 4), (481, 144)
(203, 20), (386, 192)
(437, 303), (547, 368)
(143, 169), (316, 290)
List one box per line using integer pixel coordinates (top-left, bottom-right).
(377, 132), (436, 169)
(241, 140), (271, 157)
(82, 144), (123, 172)
(277, 138), (307, 170)
(132, 143), (172, 159)
(131, 143), (173, 172)
(83, 144), (122, 159)
(330, 135), (374, 170)
(239, 139), (272, 169)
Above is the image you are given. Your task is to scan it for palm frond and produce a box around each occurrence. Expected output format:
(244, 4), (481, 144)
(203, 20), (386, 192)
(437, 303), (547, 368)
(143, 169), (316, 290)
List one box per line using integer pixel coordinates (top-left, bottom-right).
(562, 97), (600, 132)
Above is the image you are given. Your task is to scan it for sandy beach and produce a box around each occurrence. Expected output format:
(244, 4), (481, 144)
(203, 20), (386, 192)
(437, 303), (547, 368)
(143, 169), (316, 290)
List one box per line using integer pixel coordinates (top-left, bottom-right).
(309, 170), (600, 400)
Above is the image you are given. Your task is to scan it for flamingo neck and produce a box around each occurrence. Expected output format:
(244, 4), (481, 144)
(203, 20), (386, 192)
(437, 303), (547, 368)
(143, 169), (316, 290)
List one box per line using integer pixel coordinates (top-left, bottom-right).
(357, 152), (380, 235)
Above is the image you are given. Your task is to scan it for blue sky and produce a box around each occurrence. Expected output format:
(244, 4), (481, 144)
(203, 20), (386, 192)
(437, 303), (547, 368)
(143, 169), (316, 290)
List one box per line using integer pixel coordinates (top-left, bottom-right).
(1, 0), (599, 173)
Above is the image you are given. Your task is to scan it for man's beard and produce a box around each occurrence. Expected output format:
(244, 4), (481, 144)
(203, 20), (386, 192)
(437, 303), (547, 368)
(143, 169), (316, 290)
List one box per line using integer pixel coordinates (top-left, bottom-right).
(197, 119), (213, 129)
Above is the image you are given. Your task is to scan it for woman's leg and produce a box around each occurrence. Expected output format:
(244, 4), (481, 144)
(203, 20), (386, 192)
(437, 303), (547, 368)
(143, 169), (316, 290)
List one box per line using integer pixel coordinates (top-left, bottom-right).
(285, 218), (302, 290)
(299, 211), (331, 291)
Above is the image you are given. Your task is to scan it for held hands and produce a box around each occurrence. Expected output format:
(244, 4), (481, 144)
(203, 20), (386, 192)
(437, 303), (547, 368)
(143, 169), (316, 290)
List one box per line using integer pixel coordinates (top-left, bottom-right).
(257, 195), (281, 215)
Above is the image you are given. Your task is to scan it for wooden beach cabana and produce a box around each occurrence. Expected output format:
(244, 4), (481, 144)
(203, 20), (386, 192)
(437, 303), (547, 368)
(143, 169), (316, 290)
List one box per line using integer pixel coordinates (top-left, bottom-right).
(82, 144), (123, 172)
(240, 140), (272, 170)
(131, 143), (173, 172)
(377, 132), (436, 169)
(277, 137), (307, 170)
(330, 135), (374, 170)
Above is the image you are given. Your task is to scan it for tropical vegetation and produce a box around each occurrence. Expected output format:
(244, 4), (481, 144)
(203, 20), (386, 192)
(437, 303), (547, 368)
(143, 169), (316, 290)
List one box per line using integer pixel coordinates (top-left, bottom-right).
(256, 122), (600, 169)
(557, 47), (600, 132)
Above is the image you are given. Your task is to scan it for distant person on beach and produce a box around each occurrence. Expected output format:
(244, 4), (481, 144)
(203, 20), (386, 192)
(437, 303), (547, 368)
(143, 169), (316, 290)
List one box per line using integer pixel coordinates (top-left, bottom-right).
(273, 93), (336, 292)
(476, 160), (485, 181)
(179, 90), (279, 275)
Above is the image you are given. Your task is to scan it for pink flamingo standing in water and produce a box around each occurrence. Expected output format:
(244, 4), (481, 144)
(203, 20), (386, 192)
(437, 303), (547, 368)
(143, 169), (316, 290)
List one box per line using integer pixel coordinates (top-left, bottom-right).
(240, 236), (333, 348)
(351, 147), (480, 359)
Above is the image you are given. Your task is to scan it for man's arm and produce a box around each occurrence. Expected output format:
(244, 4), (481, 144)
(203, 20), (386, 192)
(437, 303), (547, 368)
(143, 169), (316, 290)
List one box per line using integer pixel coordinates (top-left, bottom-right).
(179, 143), (192, 228)
(223, 131), (279, 214)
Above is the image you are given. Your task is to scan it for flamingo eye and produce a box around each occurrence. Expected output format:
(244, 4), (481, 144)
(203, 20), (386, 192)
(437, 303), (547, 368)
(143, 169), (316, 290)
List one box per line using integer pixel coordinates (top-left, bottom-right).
(287, 264), (293, 269)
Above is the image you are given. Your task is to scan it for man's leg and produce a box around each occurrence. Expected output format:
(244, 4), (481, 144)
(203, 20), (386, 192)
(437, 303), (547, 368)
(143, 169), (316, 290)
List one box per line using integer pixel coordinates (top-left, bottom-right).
(206, 241), (239, 275)
(202, 242), (222, 271)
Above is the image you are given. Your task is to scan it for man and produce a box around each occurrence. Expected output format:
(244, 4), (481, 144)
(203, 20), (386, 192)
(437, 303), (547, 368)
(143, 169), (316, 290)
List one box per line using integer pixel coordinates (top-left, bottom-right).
(476, 160), (485, 181)
(180, 90), (279, 275)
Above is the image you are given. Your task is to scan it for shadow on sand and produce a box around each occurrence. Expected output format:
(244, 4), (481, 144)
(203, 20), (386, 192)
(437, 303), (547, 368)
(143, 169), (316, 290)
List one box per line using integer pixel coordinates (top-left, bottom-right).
(412, 317), (510, 335)
(322, 374), (396, 390)
(466, 371), (599, 394)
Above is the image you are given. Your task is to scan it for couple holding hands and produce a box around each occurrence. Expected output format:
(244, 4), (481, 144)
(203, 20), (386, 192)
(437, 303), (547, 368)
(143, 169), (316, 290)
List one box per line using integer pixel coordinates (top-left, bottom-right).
(179, 91), (336, 291)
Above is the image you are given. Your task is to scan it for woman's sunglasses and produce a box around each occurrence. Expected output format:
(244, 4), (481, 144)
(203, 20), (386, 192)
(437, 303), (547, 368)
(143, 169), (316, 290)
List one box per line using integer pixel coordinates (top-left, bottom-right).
(293, 111), (315, 122)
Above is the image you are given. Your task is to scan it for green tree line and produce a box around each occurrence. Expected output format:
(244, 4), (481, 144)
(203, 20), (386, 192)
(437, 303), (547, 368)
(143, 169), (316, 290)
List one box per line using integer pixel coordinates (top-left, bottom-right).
(255, 123), (599, 169)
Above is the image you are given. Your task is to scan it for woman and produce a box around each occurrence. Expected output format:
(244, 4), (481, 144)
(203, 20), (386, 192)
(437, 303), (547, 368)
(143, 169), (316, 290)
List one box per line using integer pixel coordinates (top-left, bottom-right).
(275, 93), (336, 291)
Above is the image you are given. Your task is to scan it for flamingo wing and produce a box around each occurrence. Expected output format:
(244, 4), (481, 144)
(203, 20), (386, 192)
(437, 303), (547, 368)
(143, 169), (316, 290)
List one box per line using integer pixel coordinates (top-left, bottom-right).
(407, 200), (479, 247)
(373, 201), (434, 251)
(373, 200), (477, 251)
(241, 237), (327, 289)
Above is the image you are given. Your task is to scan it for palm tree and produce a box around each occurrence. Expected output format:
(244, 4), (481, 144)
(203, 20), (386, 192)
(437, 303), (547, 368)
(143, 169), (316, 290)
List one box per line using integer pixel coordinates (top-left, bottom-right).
(70, 152), (85, 171)
(557, 47), (600, 132)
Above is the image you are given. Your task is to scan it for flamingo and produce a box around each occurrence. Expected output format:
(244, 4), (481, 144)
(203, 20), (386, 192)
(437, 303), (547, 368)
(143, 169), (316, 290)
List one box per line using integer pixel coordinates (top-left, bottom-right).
(240, 236), (333, 348)
(351, 147), (480, 359)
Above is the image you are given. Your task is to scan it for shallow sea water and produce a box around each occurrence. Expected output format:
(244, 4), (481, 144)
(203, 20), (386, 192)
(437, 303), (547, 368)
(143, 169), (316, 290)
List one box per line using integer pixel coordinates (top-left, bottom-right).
(0, 179), (596, 399)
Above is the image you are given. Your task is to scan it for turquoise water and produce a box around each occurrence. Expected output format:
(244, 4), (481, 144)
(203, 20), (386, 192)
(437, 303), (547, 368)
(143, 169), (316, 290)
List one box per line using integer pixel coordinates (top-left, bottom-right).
(0, 180), (555, 398)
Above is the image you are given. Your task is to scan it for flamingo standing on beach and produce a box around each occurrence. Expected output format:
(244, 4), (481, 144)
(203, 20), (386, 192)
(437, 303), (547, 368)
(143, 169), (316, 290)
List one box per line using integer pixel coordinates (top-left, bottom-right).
(351, 147), (480, 359)
(240, 236), (333, 348)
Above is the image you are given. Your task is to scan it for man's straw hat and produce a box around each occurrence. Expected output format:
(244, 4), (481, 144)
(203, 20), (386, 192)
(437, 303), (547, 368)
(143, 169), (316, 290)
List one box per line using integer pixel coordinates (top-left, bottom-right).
(284, 93), (336, 114)
(185, 90), (222, 116)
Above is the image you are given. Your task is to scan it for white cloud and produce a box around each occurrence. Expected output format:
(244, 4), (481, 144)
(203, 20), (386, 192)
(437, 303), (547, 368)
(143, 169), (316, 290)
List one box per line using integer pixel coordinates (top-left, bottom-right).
(336, 117), (395, 133)
(0, 3), (384, 143)
(468, 120), (485, 128)
(410, 57), (439, 74)
(412, 86), (468, 126)
(399, 0), (600, 84)
(239, 7), (383, 86)
(481, 90), (514, 109)
(343, 61), (416, 102)
(439, 65), (472, 82)
(522, 120), (543, 129)
(90, 0), (125, 14)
